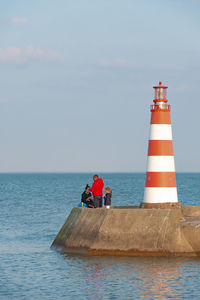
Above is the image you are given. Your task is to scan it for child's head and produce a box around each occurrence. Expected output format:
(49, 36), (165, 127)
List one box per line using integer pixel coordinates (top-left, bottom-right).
(105, 186), (112, 195)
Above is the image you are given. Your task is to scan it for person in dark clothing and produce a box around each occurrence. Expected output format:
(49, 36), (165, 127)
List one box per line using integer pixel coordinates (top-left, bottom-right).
(103, 186), (112, 208)
(89, 174), (104, 208)
(81, 184), (94, 208)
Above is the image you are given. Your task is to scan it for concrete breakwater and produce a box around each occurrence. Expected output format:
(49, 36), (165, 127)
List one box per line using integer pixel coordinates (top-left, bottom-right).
(51, 206), (200, 256)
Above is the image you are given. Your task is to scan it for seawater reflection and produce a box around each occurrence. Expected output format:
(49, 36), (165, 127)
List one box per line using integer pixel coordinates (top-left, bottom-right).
(63, 254), (200, 299)
(136, 259), (182, 300)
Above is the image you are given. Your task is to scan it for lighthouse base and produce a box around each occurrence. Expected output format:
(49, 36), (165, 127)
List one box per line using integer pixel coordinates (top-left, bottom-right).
(51, 206), (200, 257)
(140, 202), (182, 209)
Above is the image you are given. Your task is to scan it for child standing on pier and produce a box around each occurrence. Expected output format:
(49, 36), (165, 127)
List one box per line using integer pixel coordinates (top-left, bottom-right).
(103, 187), (112, 208)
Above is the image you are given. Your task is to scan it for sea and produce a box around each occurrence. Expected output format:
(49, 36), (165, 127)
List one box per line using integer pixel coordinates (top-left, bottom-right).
(1, 173), (200, 300)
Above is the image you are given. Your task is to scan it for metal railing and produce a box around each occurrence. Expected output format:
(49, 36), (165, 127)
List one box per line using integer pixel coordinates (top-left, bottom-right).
(150, 104), (171, 111)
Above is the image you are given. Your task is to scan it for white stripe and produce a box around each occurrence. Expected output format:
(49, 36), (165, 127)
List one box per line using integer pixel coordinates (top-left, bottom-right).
(150, 124), (172, 140)
(143, 187), (178, 203)
(147, 156), (175, 172)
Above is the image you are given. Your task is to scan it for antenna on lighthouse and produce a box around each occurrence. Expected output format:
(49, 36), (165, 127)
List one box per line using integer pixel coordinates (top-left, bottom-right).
(141, 82), (181, 209)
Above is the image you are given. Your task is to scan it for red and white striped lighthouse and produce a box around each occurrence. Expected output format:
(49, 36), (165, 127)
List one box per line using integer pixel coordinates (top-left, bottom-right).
(141, 82), (180, 209)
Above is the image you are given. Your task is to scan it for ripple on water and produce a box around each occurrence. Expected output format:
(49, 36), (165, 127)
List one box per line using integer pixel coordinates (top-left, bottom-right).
(1, 173), (200, 299)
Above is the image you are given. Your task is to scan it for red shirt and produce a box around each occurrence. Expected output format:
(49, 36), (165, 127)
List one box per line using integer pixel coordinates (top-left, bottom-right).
(90, 178), (104, 197)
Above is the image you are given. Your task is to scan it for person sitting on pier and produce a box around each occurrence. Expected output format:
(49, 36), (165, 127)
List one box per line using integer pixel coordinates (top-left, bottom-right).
(89, 174), (104, 208)
(80, 184), (94, 208)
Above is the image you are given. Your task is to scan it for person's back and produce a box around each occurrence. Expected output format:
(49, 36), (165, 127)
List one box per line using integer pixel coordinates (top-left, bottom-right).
(90, 175), (104, 208)
(90, 178), (104, 196)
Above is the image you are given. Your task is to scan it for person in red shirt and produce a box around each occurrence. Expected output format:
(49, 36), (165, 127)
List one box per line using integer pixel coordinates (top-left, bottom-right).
(89, 174), (104, 208)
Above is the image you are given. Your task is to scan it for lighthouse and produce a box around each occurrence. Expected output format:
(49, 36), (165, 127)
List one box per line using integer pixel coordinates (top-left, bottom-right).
(141, 82), (180, 209)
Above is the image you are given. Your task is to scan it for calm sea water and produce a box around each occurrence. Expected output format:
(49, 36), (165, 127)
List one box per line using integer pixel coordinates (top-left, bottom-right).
(1, 173), (200, 300)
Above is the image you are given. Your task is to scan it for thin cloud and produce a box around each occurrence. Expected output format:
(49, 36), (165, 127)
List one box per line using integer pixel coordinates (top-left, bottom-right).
(10, 17), (28, 25)
(98, 58), (128, 68)
(97, 57), (185, 70)
(0, 46), (63, 63)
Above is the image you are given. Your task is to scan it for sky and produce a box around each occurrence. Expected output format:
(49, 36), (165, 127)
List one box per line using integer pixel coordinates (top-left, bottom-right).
(0, 0), (200, 172)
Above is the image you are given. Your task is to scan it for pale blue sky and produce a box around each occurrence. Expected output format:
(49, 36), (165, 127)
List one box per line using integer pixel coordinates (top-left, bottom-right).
(0, 0), (200, 172)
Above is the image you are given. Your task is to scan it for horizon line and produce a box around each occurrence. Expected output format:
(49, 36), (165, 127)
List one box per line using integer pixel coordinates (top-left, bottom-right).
(0, 171), (199, 174)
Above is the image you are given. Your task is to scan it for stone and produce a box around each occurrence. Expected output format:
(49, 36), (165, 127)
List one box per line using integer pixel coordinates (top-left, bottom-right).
(51, 206), (200, 256)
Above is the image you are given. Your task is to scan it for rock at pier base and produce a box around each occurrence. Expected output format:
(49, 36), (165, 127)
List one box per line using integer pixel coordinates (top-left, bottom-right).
(51, 206), (200, 257)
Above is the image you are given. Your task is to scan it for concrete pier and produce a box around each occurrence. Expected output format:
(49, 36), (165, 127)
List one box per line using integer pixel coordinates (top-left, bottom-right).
(51, 206), (200, 257)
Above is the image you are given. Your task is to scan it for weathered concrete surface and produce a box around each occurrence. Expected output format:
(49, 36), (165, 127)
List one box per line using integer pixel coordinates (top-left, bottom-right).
(140, 202), (182, 209)
(182, 206), (200, 217)
(52, 207), (82, 249)
(51, 206), (200, 256)
(180, 217), (200, 255)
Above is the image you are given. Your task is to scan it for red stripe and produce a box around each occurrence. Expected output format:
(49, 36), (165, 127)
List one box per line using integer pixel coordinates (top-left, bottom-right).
(145, 172), (177, 187)
(148, 140), (174, 156)
(151, 111), (171, 124)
